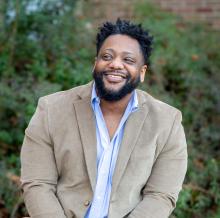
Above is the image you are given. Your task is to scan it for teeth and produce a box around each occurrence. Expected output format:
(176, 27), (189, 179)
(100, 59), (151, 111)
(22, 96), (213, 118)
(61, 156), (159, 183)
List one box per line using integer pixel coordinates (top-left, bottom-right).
(109, 75), (122, 78)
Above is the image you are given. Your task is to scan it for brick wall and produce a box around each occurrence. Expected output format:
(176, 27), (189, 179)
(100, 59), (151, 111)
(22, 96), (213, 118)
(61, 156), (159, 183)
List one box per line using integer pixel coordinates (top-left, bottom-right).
(77, 0), (135, 27)
(78, 0), (220, 30)
(152, 0), (220, 29)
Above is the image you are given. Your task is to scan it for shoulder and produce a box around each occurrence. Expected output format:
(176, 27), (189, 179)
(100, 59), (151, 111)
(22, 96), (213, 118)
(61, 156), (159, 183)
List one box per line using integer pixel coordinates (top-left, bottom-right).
(38, 82), (93, 107)
(136, 90), (185, 157)
(136, 89), (182, 123)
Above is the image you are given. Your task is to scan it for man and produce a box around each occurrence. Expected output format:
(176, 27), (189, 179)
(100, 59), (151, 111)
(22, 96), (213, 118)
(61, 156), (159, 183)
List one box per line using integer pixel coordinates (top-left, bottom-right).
(20, 19), (187, 218)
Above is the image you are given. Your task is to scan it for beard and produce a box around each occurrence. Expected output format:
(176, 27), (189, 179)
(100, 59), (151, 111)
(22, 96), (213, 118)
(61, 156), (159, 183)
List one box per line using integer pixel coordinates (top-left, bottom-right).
(93, 70), (140, 102)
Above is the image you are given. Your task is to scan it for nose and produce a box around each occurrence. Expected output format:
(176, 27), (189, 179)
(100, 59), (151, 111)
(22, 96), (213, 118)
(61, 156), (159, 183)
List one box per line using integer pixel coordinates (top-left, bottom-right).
(108, 57), (124, 70)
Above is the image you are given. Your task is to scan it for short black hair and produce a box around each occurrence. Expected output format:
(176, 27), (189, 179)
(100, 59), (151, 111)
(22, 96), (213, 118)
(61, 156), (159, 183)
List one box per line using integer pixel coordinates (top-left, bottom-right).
(96, 18), (153, 65)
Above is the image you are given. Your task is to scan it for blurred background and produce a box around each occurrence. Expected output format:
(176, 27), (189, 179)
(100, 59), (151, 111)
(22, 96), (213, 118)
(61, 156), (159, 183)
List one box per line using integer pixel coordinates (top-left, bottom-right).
(0, 0), (219, 217)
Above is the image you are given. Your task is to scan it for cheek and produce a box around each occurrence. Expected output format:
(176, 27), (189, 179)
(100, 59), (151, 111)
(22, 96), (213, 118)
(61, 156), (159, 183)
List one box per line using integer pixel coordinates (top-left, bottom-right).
(94, 61), (107, 72)
(126, 66), (140, 77)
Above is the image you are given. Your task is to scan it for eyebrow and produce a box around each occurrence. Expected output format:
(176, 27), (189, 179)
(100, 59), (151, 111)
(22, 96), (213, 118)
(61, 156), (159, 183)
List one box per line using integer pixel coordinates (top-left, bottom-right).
(103, 48), (135, 56)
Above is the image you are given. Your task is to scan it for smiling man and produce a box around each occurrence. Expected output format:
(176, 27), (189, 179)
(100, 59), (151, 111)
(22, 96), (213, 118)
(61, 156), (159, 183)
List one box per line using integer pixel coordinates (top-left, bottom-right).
(20, 19), (187, 218)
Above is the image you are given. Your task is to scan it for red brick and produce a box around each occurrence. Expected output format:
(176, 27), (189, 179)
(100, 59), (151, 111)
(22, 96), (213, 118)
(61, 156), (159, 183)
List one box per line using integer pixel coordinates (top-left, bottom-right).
(175, 8), (195, 13)
(196, 7), (213, 12)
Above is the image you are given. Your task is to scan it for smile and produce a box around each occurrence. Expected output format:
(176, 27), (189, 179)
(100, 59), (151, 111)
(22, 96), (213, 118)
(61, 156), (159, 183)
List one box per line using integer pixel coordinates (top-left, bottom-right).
(104, 71), (127, 79)
(108, 74), (124, 79)
(104, 73), (126, 83)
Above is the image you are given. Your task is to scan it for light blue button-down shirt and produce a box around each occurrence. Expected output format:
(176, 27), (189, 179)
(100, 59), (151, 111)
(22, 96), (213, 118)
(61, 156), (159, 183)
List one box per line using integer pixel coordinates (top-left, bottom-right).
(85, 83), (138, 218)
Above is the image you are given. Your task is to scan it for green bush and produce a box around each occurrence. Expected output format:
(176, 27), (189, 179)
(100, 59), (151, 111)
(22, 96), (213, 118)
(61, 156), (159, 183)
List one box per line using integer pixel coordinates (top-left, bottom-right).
(135, 2), (220, 217)
(0, 0), (93, 216)
(0, 0), (93, 154)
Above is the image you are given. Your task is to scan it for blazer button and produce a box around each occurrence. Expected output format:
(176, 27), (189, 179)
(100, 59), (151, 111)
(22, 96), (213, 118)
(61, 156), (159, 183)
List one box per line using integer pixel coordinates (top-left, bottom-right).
(84, 200), (90, 206)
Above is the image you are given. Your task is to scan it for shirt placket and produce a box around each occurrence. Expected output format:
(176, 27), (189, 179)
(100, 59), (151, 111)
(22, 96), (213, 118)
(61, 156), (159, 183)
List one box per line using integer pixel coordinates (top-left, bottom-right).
(89, 101), (113, 218)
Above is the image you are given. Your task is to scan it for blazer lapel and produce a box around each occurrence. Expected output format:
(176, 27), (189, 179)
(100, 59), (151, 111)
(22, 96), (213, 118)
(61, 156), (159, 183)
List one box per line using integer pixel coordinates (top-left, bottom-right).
(73, 96), (97, 192)
(111, 97), (149, 196)
(73, 84), (150, 196)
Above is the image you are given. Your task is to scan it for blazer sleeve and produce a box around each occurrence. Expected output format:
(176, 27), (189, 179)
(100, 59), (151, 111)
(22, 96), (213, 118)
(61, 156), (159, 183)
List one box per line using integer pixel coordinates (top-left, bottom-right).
(20, 97), (66, 218)
(128, 111), (188, 218)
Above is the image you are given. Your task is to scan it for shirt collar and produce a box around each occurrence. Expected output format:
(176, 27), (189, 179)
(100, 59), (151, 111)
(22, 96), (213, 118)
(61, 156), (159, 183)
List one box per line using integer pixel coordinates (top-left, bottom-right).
(91, 82), (100, 105)
(91, 82), (138, 111)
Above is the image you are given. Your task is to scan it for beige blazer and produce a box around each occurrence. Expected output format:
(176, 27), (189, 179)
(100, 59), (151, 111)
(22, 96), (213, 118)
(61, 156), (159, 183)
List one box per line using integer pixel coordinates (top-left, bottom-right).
(20, 82), (187, 218)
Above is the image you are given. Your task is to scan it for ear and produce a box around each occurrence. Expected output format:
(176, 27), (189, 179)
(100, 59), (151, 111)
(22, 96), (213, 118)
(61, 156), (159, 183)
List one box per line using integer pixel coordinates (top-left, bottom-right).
(140, 65), (147, 82)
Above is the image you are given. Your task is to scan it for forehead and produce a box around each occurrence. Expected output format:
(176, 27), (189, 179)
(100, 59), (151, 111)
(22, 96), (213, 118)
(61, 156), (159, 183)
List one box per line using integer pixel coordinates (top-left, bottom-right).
(99, 34), (142, 56)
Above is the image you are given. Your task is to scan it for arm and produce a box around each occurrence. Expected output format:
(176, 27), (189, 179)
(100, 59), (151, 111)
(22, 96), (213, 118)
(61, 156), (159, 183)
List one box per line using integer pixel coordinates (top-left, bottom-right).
(20, 98), (66, 218)
(128, 111), (187, 218)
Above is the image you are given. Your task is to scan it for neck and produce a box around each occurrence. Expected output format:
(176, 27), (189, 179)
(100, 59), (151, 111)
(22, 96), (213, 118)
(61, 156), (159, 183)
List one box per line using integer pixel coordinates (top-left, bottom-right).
(100, 93), (132, 115)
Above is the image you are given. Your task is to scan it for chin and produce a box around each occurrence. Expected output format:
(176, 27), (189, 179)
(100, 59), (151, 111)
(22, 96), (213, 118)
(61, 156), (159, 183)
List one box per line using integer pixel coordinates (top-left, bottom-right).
(103, 81), (126, 92)
(104, 85), (123, 92)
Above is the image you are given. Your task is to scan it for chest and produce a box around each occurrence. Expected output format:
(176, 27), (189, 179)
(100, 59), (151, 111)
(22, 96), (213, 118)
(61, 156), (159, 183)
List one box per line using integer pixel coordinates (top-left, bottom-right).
(103, 114), (122, 140)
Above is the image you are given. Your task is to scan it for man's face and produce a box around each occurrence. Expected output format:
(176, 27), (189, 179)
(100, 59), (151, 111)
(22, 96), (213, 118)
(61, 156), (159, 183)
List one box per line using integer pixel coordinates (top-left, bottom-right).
(93, 34), (147, 101)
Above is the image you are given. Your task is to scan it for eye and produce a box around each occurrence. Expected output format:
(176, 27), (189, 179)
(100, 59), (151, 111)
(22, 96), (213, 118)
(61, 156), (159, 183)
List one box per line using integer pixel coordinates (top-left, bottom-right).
(101, 53), (112, 61)
(124, 57), (135, 64)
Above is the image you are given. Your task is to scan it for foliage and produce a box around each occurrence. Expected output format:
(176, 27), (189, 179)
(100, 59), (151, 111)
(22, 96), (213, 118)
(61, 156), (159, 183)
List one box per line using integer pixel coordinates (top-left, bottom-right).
(0, 0), (93, 154)
(135, 2), (220, 217)
(0, 0), (94, 216)
(0, 161), (23, 217)
(0, 0), (219, 217)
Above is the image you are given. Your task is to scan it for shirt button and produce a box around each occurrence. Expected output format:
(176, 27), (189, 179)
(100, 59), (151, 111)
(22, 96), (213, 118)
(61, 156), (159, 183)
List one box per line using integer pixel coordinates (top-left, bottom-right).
(84, 200), (90, 206)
